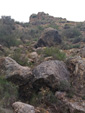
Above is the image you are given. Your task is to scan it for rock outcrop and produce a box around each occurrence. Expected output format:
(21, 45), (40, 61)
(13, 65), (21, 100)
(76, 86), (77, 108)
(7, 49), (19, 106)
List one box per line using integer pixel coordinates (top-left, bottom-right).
(4, 57), (32, 85)
(29, 12), (67, 25)
(66, 56), (85, 96)
(32, 60), (70, 91)
(35, 28), (62, 48)
(12, 102), (35, 113)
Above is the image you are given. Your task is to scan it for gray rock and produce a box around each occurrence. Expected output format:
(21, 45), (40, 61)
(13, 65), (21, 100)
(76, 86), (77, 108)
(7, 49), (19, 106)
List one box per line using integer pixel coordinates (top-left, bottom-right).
(29, 52), (39, 62)
(66, 56), (85, 97)
(68, 101), (85, 113)
(35, 28), (62, 48)
(55, 91), (85, 113)
(4, 57), (32, 85)
(32, 60), (70, 91)
(30, 52), (38, 60)
(12, 102), (35, 113)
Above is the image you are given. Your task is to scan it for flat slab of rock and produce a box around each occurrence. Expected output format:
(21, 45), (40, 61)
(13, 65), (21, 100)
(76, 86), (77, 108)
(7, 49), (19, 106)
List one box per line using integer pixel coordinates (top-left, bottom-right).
(32, 60), (70, 91)
(12, 102), (35, 113)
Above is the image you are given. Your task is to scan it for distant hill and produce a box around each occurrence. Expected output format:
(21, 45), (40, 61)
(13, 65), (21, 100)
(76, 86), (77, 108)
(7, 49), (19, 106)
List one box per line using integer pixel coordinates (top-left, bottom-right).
(0, 12), (85, 48)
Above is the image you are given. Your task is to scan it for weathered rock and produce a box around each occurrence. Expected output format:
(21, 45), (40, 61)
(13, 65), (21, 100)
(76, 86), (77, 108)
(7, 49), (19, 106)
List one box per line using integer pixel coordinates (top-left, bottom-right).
(55, 91), (85, 113)
(12, 102), (35, 113)
(35, 28), (62, 48)
(32, 60), (70, 91)
(44, 56), (53, 61)
(4, 57), (32, 85)
(64, 48), (80, 57)
(29, 52), (39, 63)
(27, 58), (34, 64)
(66, 56), (85, 96)
(67, 101), (85, 113)
(30, 52), (38, 60)
(55, 91), (66, 99)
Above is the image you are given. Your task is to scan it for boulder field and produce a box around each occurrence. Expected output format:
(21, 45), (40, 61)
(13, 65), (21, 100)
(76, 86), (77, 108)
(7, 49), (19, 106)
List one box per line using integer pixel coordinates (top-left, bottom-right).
(0, 56), (85, 113)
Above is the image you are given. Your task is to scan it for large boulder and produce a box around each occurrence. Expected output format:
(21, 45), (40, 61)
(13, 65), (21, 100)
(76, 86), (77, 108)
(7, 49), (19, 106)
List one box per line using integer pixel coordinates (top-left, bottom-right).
(19, 60), (70, 101)
(12, 102), (35, 113)
(0, 57), (33, 101)
(4, 57), (32, 85)
(35, 28), (62, 48)
(66, 56), (85, 97)
(32, 60), (70, 91)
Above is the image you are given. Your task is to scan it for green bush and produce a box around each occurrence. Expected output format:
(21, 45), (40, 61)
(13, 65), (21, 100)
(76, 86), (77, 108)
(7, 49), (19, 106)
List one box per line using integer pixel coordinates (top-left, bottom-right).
(82, 37), (85, 42)
(43, 47), (66, 61)
(82, 96), (85, 100)
(0, 16), (21, 47)
(48, 24), (59, 30)
(11, 48), (28, 66)
(72, 44), (80, 48)
(57, 80), (70, 92)
(31, 14), (37, 18)
(64, 24), (70, 29)
(30, 87), (57, 107)
(63, 28), (81, 39)
(61, 43), (80, 50)
(0, 76), (18, 108)
(72, 37), (82, 44)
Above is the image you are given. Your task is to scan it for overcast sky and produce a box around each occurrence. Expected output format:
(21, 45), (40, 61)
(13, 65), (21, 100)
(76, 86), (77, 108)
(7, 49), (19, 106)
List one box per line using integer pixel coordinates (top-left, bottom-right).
(0, 0), (85, 22)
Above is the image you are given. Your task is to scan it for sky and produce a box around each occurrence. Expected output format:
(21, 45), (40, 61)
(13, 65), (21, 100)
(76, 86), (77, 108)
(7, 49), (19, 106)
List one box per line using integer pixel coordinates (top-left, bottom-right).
(0, 0), (85, 22)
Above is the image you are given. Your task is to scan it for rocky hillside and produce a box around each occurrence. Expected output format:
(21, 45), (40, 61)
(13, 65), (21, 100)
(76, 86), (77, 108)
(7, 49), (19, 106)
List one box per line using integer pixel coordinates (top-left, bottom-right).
(0, 12), (85, 113)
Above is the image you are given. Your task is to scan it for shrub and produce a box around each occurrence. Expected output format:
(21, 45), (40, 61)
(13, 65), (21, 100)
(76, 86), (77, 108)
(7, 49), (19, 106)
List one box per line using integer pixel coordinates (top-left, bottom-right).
(30, 87), (57, 107)
(61, 43), (80, 50)
(31, 14), (37, 18)
(66, 90), (74, 98)
(82, 96), (85, 100)
(72, 44), (80, 48)
(63, 28), (81, 39)
(64, 24), (70, 29)
(57, 80), (70, 92)
(11, 48), (28, 66)
(72, 37), (82, 44)
(0, 76), (18, 108)
(0, 17), (21, 47)
(38, 26), (44, 31)
(48, 24), (59, 30)
(82, 37), (85, 42)
(43, 47), (66, 61)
